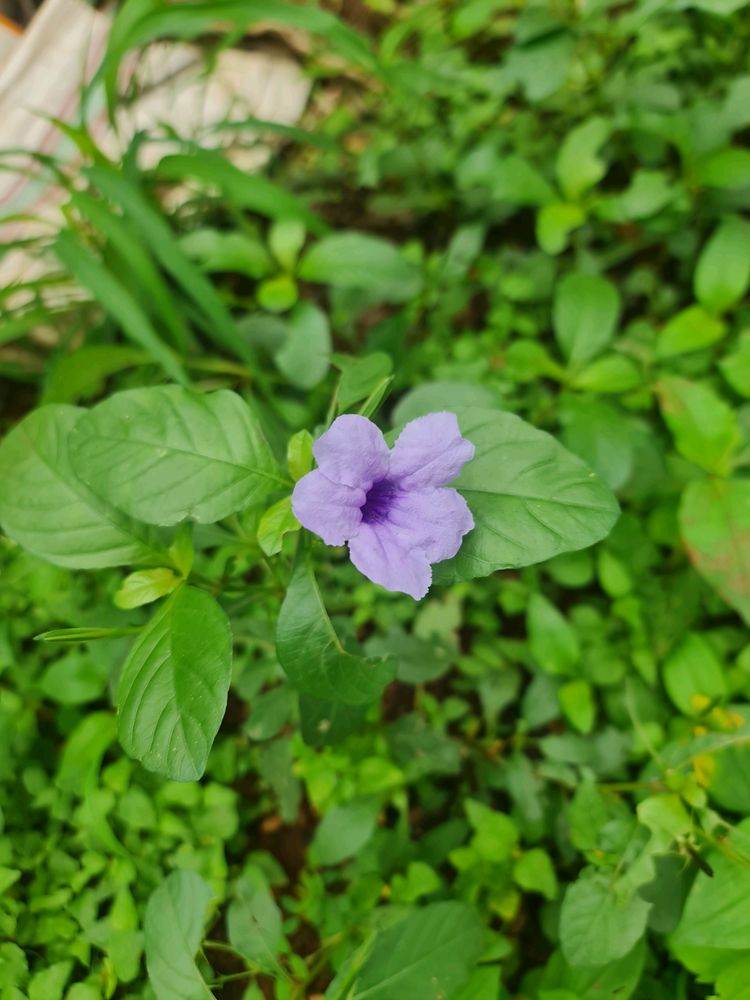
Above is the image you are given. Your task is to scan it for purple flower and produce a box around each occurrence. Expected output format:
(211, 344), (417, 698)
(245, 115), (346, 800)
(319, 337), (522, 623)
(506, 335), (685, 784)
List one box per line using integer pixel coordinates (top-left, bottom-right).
(292, 412), (475, 599)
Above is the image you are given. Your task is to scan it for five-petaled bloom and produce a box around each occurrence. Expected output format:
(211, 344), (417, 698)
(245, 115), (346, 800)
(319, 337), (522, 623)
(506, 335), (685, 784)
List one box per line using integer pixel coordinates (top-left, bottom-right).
(292, 412), (475, 600)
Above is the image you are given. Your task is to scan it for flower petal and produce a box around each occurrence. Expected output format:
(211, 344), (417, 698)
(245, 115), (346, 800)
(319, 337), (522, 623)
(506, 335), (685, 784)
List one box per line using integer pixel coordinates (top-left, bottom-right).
(313, 414), (390, 489)
(390, 412), (475, 489)
(292, 469), (364, 546)
(385, 486), (474, 563)
(348, 522), (432, 600)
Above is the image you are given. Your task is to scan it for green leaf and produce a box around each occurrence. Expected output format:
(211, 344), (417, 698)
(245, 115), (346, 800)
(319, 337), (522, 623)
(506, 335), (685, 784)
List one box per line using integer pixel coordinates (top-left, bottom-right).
(513, 848), (558, 900)
(465, 799), (519, 862)
(571, 354), (641, 394)
(527, 593), (580, 676)
(144, 870), (213, 1000)
(680, 478), (750, 624)
(227, 867), (287, 972)
(257, 274), (299, 313)
(553, 273), (621, 367)
(720, 335), (750, 398)
(536, 203), (585, 255)
(560, 874), (651, 967)
(434, 408), (620, 584)
(392, 381), (500, 425)
(257, 496), (299, 557)
(559, 679), (596, 734)
(54, 230), (187, 386)
(657, 377), (740, 475)
(274, 301), (331, 389)
(556, 117), (610, 201)
(114, 568), (181, 610)
(179, 228), (273, 279)
(673, 824), (750, 950)
(276, 559), (395, 705)
(697, 148), (750, 190)
(0, 406), (162, 569)
(118, 586), (233, 781)
(311, 798), (380, 866)
(662, 632), (726, 716)
(70, 386), (283, 526)
(694, 217), (750, 315)
(299, 695), (369, 747)
(287, 429), (314, 481)
(338, 353), (394, 411)
(299, 233), (422, 302)
(39, 651), (109, 705)
(656, 305), (726, 357)
(491, 155), (556, 206)
(351, 902), (484, 1000)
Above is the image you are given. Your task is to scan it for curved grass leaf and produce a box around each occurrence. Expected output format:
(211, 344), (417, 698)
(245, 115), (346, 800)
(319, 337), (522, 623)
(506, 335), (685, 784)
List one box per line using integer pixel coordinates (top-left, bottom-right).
(54, 230), (187, 385)
(434, 408), (620, 584)
(118, 586), (232, 781)
(70, 386), (284, 526)
(0, 405), (162, 569)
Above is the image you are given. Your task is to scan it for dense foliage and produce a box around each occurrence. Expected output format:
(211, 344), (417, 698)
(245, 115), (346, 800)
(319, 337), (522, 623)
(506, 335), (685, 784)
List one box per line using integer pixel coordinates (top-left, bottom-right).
(2, 1), (750, 998)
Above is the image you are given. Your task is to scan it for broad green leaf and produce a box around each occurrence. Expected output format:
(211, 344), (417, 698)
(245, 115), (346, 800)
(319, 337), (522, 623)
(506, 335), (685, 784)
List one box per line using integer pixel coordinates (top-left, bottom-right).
(527, 593), (580, 676)
(571, 354), (641, 394)
(720, 334), (750, 397)
(227, 867), (287, 972)
(680, 478), (750, 624)
(491, 154), (556, 206)
(298, 695), (369, 747)
(560, 874), (651, 967)
(338, 353), (394, 411)
(465, 799), (519, 862)
(694, 217), (750, 314)
(179, 228), (273, 279)
(697, 149), (750, 190)
(657, 377), (740, 475)
(673, 824), (750, 950)
(540, 941), (646, 1000)
(274, 301), (331, 389)
(57, 712), (117, 792)
(351, 902), (484, 1000)
(70, 386), (283, 526)
(114, 568), (181, 610)
(257, 496), (299, 557)
(547, 407), (622, 512)
(536, 202), (585, 255)
(513, 848), (559, 900)
(311, 799), (380, 866)
(559, 679), (596, 734)
(144, 870), (213, 1000)
(434, 408), (620, 584)
(39, 652), (109, 705)
(656, 304), (726, 357)
(257, 274), (298, 312)
(287, 429), (314, 481)
(556, 117), (610, 201)
(118, 586), (232, 781)
(553, 273), (621, 367)
(299, 233), (422, 302)
(662, 632), (726, 716)
(392, 381), (500, 425)
(0, 406), (162, 569)
(276, 559), (395, 705)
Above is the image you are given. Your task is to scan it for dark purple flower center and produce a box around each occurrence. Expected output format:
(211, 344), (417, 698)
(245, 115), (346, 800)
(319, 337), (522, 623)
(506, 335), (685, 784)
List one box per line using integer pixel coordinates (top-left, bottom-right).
(361, 478), (399, 525)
